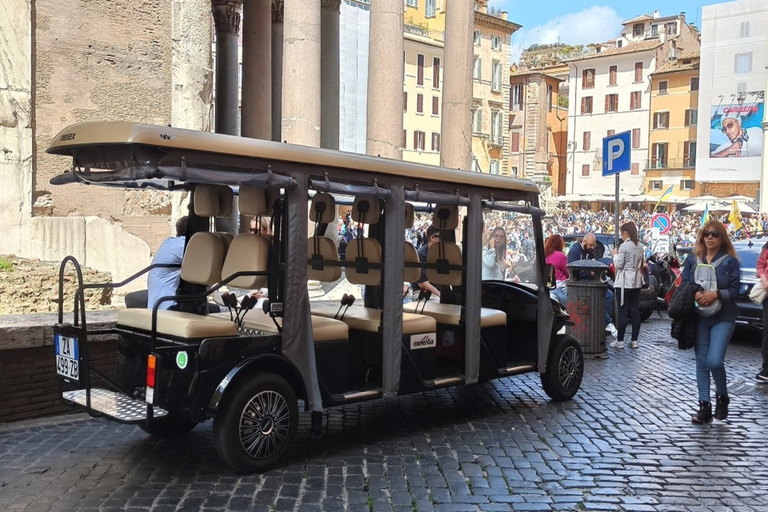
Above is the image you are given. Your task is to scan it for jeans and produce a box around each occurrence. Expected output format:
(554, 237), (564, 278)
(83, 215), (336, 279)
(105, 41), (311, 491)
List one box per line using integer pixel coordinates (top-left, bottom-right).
(550, 282), (567, 306)
(605, 288), (614, 325)
(762, 300), (768, 372)
(694, 319), (735, 402)
(615, 288), (641, 342)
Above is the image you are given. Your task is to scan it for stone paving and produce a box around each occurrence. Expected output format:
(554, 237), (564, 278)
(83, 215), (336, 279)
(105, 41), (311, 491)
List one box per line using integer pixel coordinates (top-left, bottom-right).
(2, 315), (768, 511)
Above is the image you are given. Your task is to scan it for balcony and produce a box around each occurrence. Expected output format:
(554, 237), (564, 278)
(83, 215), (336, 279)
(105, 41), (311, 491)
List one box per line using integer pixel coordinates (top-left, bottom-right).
(645, 157), (696, 170)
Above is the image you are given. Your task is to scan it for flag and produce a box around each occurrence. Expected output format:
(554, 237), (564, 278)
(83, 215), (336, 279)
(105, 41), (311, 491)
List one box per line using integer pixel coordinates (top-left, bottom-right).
(653, 185), (675, 212)
(729, 200), (743, 232)
(700, 204), (709, 226)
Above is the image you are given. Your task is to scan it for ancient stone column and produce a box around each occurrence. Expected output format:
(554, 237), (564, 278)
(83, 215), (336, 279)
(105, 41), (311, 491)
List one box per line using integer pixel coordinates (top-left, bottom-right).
(271, 0), (283, 141)
(212, 0), (242, 136)
(366, 0), (403, 159)
(281, 0), (321, 147)
(241, 0), (272, 141)
(321, 0), (341, 150)
(440, 2), (474, 170)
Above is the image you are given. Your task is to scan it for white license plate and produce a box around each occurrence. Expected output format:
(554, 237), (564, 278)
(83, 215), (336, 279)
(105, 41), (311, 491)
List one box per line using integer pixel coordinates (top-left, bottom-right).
(55, 335), (79, 380)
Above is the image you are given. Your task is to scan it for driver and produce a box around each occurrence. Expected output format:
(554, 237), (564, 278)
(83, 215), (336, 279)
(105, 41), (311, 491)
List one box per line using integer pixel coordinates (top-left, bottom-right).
(567, 233), (618, 338)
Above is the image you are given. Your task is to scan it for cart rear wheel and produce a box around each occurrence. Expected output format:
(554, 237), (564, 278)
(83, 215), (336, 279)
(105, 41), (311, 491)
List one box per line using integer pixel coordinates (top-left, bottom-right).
(541, 335), (583, 402)
(213, 372), (298, 473)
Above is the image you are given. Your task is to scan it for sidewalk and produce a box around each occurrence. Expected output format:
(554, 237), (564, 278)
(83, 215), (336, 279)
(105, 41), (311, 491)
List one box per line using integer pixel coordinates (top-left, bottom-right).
(2, 315), (768, 511)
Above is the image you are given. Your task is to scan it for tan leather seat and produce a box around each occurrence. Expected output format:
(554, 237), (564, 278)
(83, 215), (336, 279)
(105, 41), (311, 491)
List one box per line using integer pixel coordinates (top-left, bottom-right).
(313, 307), (436, 335)
(211, 310), (348, 342)
(403, 302), (507, 327)
(119, 309), (237, 338)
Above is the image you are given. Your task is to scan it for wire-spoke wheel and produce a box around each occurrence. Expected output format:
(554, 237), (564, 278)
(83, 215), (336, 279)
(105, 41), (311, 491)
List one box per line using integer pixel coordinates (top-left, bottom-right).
(541, 335), (584, 401)
(214, 373), (298, 473)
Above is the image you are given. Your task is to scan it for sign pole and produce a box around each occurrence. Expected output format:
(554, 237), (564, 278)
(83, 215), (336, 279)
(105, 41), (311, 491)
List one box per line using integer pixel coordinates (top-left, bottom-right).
(614, 173), (620, 246)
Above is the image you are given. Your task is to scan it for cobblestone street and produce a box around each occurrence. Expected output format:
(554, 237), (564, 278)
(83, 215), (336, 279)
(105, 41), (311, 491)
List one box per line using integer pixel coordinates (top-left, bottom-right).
(2, 315), (768, 511)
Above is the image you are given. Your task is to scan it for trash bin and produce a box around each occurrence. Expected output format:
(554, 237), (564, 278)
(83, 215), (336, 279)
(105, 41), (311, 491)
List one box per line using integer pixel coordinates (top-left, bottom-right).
(566, 259), (609, 359)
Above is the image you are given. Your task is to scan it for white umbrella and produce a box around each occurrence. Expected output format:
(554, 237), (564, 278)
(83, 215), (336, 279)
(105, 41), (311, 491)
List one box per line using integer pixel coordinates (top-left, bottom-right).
(682, 202), (731, 213)
(725, 195), (754, 203)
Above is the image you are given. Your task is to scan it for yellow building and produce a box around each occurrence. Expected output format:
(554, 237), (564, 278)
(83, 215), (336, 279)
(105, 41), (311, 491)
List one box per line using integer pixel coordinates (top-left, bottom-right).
(402, 0), (519, 174)
(646, 52), (700, 205)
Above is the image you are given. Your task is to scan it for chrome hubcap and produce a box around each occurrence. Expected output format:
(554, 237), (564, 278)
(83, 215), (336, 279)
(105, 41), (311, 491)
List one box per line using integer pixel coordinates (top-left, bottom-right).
(558, 346), (582, 391)
(239, 390), (290, 459)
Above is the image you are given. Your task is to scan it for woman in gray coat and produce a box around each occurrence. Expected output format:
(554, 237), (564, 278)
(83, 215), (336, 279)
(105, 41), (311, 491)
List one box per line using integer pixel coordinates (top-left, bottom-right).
(610, 222), (646, 349)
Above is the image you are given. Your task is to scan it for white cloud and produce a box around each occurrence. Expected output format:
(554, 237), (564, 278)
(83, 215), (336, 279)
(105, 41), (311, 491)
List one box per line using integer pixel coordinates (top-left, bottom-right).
(509, 6), (624, 63)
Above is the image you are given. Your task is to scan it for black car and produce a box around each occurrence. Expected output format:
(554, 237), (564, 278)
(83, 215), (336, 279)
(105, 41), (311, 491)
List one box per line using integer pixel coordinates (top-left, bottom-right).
(562, 233), (657, 320)
(732, 238), (765, 330)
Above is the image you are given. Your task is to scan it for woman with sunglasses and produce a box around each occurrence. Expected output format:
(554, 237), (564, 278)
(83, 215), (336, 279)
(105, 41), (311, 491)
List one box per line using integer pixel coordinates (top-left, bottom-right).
(680, 220), (740, 424)
(482, 227), (512, 280)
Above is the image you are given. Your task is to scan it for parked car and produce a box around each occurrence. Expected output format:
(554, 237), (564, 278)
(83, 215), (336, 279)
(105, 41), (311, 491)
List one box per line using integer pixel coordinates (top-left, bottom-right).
(733, 238), (765, 330)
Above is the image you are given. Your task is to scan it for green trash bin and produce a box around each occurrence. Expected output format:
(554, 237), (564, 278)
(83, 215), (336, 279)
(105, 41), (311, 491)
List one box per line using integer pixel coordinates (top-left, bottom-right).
(566, 259), (609, 359)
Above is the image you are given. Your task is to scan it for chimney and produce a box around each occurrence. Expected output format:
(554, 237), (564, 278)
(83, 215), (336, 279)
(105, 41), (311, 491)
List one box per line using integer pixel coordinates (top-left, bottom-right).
(653, 10), (660, 19)
(501, 11), (508, 20)
(679, 12), (685, 23)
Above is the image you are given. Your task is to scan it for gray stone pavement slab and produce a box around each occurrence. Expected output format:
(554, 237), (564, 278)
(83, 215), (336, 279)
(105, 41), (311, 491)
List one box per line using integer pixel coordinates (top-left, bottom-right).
(2, 315), (768, 511)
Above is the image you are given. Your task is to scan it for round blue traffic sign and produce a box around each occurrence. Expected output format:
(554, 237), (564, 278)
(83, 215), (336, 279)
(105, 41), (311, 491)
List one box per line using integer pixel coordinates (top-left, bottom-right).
(652, 213), (671, 235)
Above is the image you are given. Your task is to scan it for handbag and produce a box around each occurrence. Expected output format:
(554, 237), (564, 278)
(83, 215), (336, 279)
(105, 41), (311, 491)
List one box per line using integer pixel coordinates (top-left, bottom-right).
(694, 255), (727, 317)
(749, 281), (767, 305)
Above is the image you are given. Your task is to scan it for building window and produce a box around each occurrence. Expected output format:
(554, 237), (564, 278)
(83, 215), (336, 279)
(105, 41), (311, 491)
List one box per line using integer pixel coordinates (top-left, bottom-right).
(580, 96), (593, 114)
(607, 129), (615, 137)
(605, 94), (618, 112)
(511, 166), (518, 177)
(684, 141), (697, 168)
(632, 128), (641, 149)
(492, 35), (502, 51)
(547, 84), (553, 111)
(413, 130), (425, 151)
(633, 62), (642, 83)
(651, 24), (659, 37)
(690, 77), (699, 91)
(406, 0), (417, 7)
(403, 91), (407, 112)
(653, 111), (670, 129)
(609, 65), (617, 86)
(473, 56), (482, 80)
(583, 131), (591, 151)
(472, 108), (483, 133)
(510, 131), (520, 152)
(471, 157), (480, 173)
(432, 57), (440, 90)
(417, 54), (425, 86)
(581, 164), (590, 176)
(633, 23), (643, 37)
(631, 163), (640, 175)
(473, 30), (481, 46)
(680, 179), (695, 190)
(658, 80), (668, 95)
(735, 52), (752, 74)
(491, 60), (501, 92)
(431, 132), (440, 152)
(512, 84), (523, 110)
(651, 142), (668, 168)
(666, 22), (677, 36)
(432, 96), (439, 116)
(491, 110), (503, 145)
(630, 91), (642, 110)
(740, 21), (750, 38)
(425, 0), (436, 18)
(649, 180), (663, 191)
(685, 109), (698, 126)
(582, 68), (595, 88)
(489, 159), (500, 175)
(416, 93), (424, 114)
(403, 130), (407, 148)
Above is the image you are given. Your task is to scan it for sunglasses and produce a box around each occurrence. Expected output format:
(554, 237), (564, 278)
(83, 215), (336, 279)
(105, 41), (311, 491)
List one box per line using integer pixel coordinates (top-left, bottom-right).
(702, 230), (720, 238)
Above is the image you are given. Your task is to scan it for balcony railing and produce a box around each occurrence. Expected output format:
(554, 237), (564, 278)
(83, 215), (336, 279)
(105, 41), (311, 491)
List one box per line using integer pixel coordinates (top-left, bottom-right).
(645, 157), (696, 170)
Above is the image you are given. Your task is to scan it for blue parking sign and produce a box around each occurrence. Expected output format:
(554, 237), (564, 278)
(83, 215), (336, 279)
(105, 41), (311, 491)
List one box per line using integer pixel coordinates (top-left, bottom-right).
(602, 131), (631, 176)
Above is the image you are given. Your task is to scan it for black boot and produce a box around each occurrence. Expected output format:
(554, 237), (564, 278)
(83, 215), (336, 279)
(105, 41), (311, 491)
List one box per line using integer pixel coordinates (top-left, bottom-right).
(691, 401), (712, 424)
(714, 394), (730, 420)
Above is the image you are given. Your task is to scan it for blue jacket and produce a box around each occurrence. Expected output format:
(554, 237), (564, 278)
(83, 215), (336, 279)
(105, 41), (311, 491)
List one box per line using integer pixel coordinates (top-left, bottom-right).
(567, 242), (597, 280)
(681, 249), (740, 323)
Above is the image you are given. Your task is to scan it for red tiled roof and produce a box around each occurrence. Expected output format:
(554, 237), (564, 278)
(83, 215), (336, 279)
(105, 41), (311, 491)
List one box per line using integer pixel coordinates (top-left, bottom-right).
(623, 14), (652, 24)
(565, 39), (661, 62)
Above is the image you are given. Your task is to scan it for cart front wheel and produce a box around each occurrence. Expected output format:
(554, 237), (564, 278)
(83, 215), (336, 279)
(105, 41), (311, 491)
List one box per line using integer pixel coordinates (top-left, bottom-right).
(541, 335), (584, 401)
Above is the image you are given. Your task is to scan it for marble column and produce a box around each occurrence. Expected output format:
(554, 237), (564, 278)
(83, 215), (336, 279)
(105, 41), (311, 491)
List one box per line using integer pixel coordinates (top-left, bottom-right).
(366, 0), (403, 159)
(281, 0), (321, 147)
(241, 0), (272, 141)
(440, 2), (474, 170)
(271, 0), (283, 142)
(211, 0), (242, 136)
(321, 0), (340, 150)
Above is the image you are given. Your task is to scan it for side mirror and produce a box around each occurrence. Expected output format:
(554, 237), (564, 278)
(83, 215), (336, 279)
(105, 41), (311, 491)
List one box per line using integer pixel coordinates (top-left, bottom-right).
(544, 263), (557, 290)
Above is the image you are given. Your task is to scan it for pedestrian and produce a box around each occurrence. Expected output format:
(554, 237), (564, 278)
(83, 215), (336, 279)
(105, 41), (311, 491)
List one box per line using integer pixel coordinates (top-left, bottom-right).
(609, 222), (645, 349)
(482, 227), (512, 280)
(411, 225), (441, 301)
(680, 220), (740, 423)
(544, 234), (568, 306)
(567, 232), (618, 338)
(147, 216), (188, 311)
(755, 238), (768, 382)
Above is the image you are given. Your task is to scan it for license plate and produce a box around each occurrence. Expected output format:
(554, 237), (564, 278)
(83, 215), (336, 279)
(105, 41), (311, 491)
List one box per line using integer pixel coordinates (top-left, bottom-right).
(55, 335), (79, 380)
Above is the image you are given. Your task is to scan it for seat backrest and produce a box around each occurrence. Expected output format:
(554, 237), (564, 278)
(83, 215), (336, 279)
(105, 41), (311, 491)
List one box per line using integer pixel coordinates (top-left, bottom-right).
(180, 232), (226, 286)
(221, 234), (269, 289)
(426, 204), (463, 286)
(194, 184), (233, 217)
(308, 193), (341, 282)
(403, 203), (420, 282)
(346, 196), (382, 286)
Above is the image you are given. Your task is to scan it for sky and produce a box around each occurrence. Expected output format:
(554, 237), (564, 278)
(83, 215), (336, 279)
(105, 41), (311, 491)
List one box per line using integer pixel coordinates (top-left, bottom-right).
(489, 1), (711, 62)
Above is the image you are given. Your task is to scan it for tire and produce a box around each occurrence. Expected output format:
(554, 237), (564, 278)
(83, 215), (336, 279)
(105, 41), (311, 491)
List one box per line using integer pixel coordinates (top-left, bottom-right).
(541, 335), (584, 402)
(640, 308), (653, 321)
(139, 413), (198, 438)
(213, 372), (298, 474)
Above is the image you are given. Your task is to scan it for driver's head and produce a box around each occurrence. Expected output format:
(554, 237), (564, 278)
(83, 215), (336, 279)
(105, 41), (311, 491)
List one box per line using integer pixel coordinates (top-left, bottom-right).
(582, 232), (597, 251)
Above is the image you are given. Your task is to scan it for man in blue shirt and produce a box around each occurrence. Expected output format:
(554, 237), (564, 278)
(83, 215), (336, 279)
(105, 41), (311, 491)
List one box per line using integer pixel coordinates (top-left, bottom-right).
(567, 233), (618, 338)
(147, 216), (188, 311)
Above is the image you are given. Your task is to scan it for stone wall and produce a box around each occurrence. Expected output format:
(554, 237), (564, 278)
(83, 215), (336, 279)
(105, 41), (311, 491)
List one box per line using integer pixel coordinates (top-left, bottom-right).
(0, 256), (113, 315)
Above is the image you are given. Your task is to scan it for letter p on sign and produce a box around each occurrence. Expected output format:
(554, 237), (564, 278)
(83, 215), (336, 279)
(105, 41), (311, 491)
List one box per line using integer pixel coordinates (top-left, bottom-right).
(602, 131), (631, 176)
